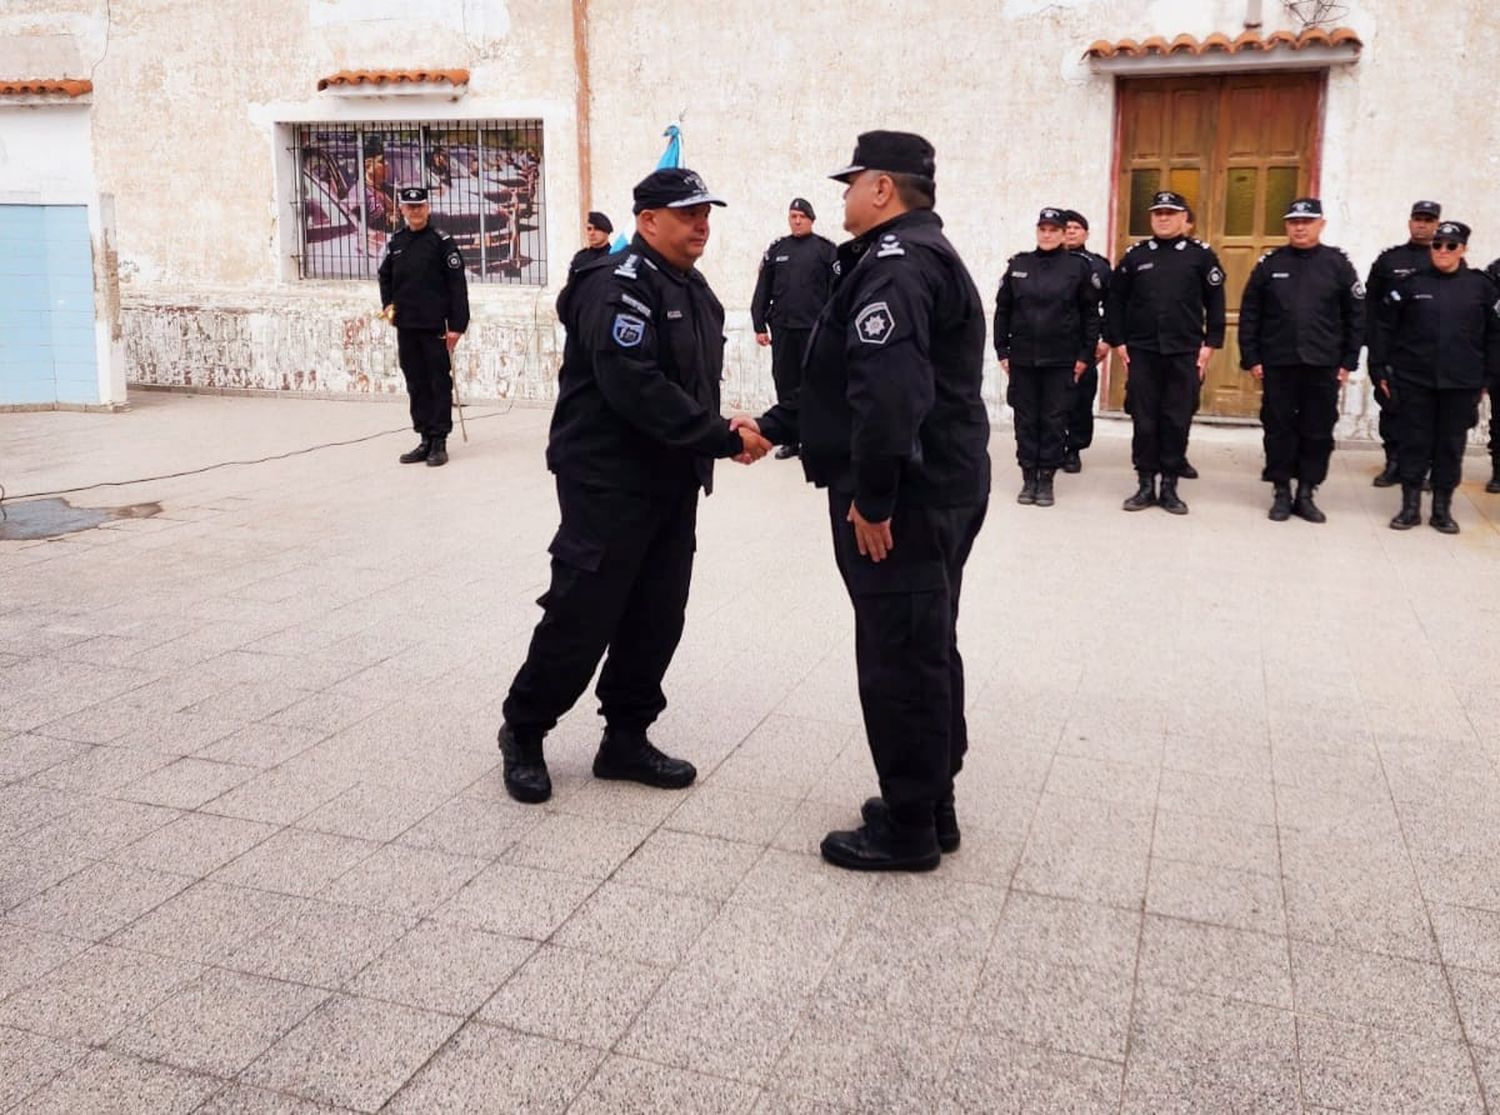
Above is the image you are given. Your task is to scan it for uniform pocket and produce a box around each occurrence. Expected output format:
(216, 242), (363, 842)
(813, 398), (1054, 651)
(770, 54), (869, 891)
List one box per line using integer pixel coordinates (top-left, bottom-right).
(547, 527), (605, 573)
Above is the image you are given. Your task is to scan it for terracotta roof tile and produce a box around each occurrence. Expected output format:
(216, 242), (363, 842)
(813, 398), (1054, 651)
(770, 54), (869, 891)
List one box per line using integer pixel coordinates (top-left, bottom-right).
(1084, 27), (1362, 59)
(316, 69), (470, 92)
(0, 79), (92, 97)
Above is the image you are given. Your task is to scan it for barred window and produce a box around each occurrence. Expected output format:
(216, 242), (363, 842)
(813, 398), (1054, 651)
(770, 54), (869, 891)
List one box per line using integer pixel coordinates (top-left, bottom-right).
(293, 119), (547, 285)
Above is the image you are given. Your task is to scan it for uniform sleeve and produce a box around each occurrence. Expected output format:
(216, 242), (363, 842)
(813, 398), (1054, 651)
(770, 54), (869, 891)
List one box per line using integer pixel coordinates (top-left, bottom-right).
(1371, 284), (1402, 376)
(1337, 256), (1365, 371)
(1075, 260), (1101, 363)
(750, 249), (773, 333)
(585, 289), (742, 458)
(1364, 256), (1389, 351)
(756, 398), (798, 447)
(1103, 254), (1131, 347)
(443, 239), (470, 333)
(1484, 275), (1500, 379)
(377, 243), (394, 308)
(1202, 250), (1227, 348)
(991, 266), (1014, 361)
(1237, 259), (1266, 369)
(844, 264), (935, 522)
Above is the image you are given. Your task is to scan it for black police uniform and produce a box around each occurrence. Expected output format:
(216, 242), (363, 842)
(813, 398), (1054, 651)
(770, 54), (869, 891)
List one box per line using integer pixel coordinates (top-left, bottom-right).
(992, 243), (1100, 485)
(750, 230), (837, 409)
(1065, 245), (1112, 461)
(757, 207), (991, 846)
(501, 233), (746, 750)
(1487, 256), (1500, 489)
(1373, 260), (1500, 503)
(1105, 232), (1227, 487)
(1239, 242), (1365, 488)
(378, 222), (469, 441)
(568, 244), (612, 275)
(1365, 240), (1434, 471)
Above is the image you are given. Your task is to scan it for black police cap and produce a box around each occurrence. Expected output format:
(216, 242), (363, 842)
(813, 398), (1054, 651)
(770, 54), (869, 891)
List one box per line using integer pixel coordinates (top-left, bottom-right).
(790, 197), (816, 220)
(1411, 200), (1441, 218)
(1149, 191), (1189, 212)
(1037, 207), (1067, 227)
(397, 186), (429, 204)
(830, 131), (936, 183)
(1434, 221), (1470, 244)
(1063, 209), (1088, 230)
(1283, 197), (1323, 219)
(587, 210), (613, 233)
(632, 168), (726, 214)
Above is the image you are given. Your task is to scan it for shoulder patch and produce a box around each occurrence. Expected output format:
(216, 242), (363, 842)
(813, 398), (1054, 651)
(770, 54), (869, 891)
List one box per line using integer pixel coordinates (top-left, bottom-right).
(1352, 280), (1366, 300)
(617, 291), (653, 317)
(611, 313), (647, 348)
(1207, 266), (1225, 287)
(614, 253), (641, 280)
(446, 251), (462, 270)
(1090, 270), (1102, 290)
(854, 301), (896, 345)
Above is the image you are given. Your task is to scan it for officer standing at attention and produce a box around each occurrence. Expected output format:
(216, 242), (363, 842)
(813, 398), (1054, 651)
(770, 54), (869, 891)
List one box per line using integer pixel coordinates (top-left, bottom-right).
(736, 132), (991, 872)
(1486, 253), (1500, 493)
(567, 211), (615, 275)
(1105, 190), (1226, 515)
(751, 198), (837, 459)
(1238, 198), (1365, 523)
(1374, 220), (1500, 534)
(993, 207), (1101, 506)
(1366, 200), (1442, 486)
(1061, 209), (1112, 473)
(378, 186), (469, 468)
(494, 169), (772, 803)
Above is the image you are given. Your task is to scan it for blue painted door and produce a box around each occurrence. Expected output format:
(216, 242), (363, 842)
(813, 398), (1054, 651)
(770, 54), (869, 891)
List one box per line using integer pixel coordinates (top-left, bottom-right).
(0, 205), (98, 405)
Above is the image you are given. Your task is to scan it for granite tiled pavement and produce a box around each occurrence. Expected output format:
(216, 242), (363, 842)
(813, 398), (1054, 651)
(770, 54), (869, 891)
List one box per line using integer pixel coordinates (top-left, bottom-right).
(3, 391), (1500, 1112)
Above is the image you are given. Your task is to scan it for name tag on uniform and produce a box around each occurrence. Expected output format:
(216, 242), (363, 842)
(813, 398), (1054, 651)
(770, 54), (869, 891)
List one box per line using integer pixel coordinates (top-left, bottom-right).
(1137, 262), (1155, 272)
(775, 255), (789, 262)
(1271, 272), (1291, 279)
(666, 309), (684, 320)
(1413, 293), (1434, 300)
(1012, 271), (1028, 278)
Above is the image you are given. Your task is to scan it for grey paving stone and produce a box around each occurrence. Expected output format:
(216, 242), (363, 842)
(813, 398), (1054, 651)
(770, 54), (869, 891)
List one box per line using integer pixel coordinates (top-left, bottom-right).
(29, 743), (171, 794)
(7, 859), (192, 941)
(553, 880), (718, 968)
(320, 843), (487, 918)
(572, 1054), (760, 1114)
(396, 793), (541, 858)
(110, 711), (247, 756)
(13, 794), (181, 861)
(727, 847), (877, 927)
(767, 797), (866, 857)
(991, 890), (1141, 974)
(501, 809), (651, 880)
(1448, 965), (1500, 1050)
(385, 1021), (602, 1113)
(0, 733), (90, 781)
(1297, 1015), (1483, 1114)
(968, 953), (1133, 1061)
(550, 777), (688, 827)
(667, 782), (803, 845)
(1043, 753), (1160, 807)
(1151, 809), (1280, 876)
(298, 781), (451, 843)
(0, 944), (201, 1046)
(111, 967), (329, 1076)
(1137, 915), (1293, 1009)
(612, 828), (763, 900)
(0, 1025), (88, 1112)
(939, 1032), (1122, 1114)
(1154, 766), (1277, 825)
(20, 1048), (222, 1115)
(204, 762), (356, 826)
(110, 880), (305, 964)
(0, 923), (89, 1000)
(348, 920), (535, 1015)
(109, 811), (279, 877)
(1146, 857), (1285, 935)
(210, 826), (380, 897)
(1429, 902), (1500, 973)
(0, 782), (85, 839)
(193, 1082), (355, 1113)
(195, 722), (325, 768)
(1291, 939), (1462, 1039)
(479, 943), (664, 1048)
(226, 899), (414, 989)
(1013, 794), (1153, 909)
(116, 755), (256, 810)
(434, 861), (597, 940)
(242, 993), (460, 1112)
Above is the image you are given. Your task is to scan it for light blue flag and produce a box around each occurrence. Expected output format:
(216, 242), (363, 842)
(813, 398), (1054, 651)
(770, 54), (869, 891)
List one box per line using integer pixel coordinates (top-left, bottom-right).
(611, 122), (684, 252)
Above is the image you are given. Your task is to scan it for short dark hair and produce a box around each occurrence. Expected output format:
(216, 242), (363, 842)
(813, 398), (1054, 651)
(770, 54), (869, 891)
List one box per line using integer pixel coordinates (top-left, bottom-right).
(889, 172), (935, 210)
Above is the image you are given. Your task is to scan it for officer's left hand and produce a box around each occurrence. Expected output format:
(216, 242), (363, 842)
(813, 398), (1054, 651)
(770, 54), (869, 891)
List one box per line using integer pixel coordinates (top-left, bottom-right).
(1095, 340), (1110, 362)
(848, 504), (893, 563)
(1196, 345), (1214, 380)
(1337, 368), (1351, 385)
(1074, 361), (1087, 382)
(445, 331), (462, 354)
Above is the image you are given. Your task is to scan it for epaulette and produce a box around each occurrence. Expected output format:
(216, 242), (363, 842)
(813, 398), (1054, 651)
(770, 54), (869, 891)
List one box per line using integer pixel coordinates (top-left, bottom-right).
(1256, 248), (1276, 264)
(613, 253), (644, 280)
(1190, 238), (1210, 249)
(874, 231), (905, 259)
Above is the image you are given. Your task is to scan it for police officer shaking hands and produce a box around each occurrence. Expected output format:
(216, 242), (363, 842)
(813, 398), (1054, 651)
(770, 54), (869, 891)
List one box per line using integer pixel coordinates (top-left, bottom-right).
(378, 186), (469, 467)
(494, 168), (772, 804)
(736, 131), (991, 872)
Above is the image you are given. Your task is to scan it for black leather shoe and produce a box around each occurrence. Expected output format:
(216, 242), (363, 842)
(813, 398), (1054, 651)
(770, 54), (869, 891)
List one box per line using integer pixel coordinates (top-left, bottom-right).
(820, 817), (941, 873)
(774, 444), (799, 460)
(1123, 474), (1156, 512)
(593, 729), (696, 789)
(1034, 469), (1056, 508)
(1487, 462), (1500, 494)
(1293, 484), (1326, 524)
(1269, 483), (1292, 522)
(1016, 468), (1037, 505)
(426, 438), (449, 467)
(1158, 476), (1189, 515)
(1061, 449), (1082, 474)
(1179, 459), (1199, 480)
(1430, 490), (1459, 534)
(399, 438), (431, 464)
(497, 723), (551, 804)
(1372, 459), (1400, 487)
(1389, 485), (1422, 531)
(862, 797), (960, 853)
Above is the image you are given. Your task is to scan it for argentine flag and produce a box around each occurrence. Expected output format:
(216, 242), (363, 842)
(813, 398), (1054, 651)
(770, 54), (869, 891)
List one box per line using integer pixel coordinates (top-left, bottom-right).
(610, 123), (682, 252)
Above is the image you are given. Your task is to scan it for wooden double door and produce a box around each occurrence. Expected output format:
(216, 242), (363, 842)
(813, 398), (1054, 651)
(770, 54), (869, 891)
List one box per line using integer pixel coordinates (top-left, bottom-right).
(1105, 73), (1325, 418)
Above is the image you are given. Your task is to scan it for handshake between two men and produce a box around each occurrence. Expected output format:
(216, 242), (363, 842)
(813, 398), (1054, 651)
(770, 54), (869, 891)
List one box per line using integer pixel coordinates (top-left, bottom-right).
(728, 413), (773, 465)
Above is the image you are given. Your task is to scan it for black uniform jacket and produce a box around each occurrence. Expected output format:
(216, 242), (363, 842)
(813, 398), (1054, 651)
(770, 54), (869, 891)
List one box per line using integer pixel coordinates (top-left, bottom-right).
(992, 246), (1101, 367)
(377, 225), (470, 333)
(1372, 264), (1500, 391)
(545, 235), (743, 497)
(750, 233), (838, 332)
(1238, 243), (1365, 371)
(1104, 235), (1227, 354)
(1365, 241), (1433, 350)
(1071, 247), (1113, 303)
(758, 209), (992, 523)
(568, 245), (612, 276)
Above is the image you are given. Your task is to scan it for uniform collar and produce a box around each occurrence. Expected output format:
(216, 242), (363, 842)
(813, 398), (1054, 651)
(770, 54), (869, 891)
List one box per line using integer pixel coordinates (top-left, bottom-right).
(1151, 235), (1186, 248)
(1035, 245), (1065, 257)
(628, 233), (698, 285)
(855, 207), (941, 248)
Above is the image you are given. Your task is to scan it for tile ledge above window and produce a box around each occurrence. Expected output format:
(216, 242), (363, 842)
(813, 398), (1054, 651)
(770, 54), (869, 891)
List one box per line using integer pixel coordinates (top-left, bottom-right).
(317, 70), (470, 99)
(1085, 28), (1361, 76)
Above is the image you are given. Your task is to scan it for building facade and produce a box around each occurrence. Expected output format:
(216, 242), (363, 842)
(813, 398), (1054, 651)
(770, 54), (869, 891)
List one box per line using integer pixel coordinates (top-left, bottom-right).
(2, 0), (1496, 436)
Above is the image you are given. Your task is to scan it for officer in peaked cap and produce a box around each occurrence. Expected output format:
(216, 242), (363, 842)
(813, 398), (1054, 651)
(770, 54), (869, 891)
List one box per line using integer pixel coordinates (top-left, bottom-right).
(993, 207), (1101, 507)
(1238, 197), (1364, 523)
(751, 197), (837, 459)
(1061, 209), (1112, 473)
(1364, 199), (1443, 486)
(495, 167), (772, 804)
(568, 210), (615, 276)
(1104, 190), (1226, 515)
(1372, 219), (1500, 534)
(378, 185), (469, 467)
(738, 130), (992, 872)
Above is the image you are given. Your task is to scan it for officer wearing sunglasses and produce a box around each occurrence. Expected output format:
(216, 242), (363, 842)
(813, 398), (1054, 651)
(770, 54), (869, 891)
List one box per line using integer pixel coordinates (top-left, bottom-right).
(1371, 221), (1500, 534)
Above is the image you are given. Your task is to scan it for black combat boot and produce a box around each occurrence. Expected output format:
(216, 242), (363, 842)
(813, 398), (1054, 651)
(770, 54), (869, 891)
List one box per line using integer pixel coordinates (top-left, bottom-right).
(1016, 468), (1038, 505)
(1062, 448), (1082, 474)
(1487, 457), (1500, 494)
(1293, 482), (1326, 524)
(1158, 475), (1189, 515)
(1034, 469), (1056, 508)
(426, 437), (449, 467)
(1123, 473), (1156, 512)
(820, 810), (941, 873)
(1269, 482), (1293, 522)
(593, 727), (697, 789)
(862, 796), (961, 853)
(1389, 485), (1422, 530)
(1373, 455), (1400, 487)
(1430, 489), (1459, 534)
(399, 437), (431, 464)
(1179, 458), (1199, 479)
(497, 723), (551, 804)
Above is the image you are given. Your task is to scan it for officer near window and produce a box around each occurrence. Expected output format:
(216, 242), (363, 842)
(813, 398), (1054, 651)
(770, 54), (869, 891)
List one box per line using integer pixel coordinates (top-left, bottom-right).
(1487, 254), (1500, 494)
(1373, 220), (1500, 534)
(750, 197), (837, 459)
(378, 186), (469, 468)
(568, 211), (614, 276)
(1061, 209), (1112, 474)
(736, 131), (991, 872)
(494, 168), (771, 804)
(993, 207), (1101, 507)
(1365, 200), (1442, 486)
(1105, 190), (1226, 515)
(1238, 198), (1364, 524)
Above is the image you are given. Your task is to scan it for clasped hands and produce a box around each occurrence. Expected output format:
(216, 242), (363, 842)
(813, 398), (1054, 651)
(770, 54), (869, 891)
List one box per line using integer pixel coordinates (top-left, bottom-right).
(729, 414), (773, 465)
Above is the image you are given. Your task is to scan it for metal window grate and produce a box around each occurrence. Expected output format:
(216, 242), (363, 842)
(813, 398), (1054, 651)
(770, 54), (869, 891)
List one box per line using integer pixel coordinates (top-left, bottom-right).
(292, 118), (547, 285)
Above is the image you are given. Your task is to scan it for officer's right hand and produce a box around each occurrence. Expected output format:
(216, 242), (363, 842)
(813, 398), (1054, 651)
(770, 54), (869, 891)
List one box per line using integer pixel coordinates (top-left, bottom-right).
(755, 332), (771, 347)
(1114, 345), (1130, 368)
(1378, 379), (1392, 398)
(1249, 364), (1264, 380)
(999, 359), (1009, 376)
(1073, 361), (1087, 381)
(733, 427), (772, 464)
